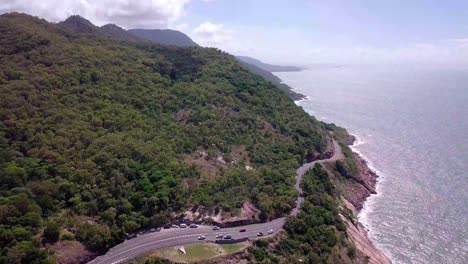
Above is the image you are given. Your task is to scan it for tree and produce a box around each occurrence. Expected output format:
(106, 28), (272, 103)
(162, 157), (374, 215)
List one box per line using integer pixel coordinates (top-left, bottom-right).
(43, 222), (60, 243)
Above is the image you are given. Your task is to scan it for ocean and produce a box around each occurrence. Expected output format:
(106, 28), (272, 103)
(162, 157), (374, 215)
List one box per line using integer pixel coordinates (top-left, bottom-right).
(275, 65), (468, 264)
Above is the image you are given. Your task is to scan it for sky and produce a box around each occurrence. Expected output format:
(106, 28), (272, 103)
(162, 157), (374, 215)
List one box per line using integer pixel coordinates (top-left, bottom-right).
(1, 0), (468, 66)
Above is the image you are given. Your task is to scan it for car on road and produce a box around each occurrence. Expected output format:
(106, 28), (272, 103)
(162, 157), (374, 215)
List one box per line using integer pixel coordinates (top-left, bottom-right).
(215, 234), (223, 239)
(190, 224), (198, 228)
(171, 224), (179, 228)
(239, 229), (246, 232)
(224, 234), (232, 239)
(212, 226), (220, 230)
(198, 235), (205, 240)
(179, 224), (187, 228)
(257, 232), (263, 236)
(268, 229), (274, 234)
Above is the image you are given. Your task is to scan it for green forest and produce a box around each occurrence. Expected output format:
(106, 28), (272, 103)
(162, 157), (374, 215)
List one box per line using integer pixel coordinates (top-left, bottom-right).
(0, 13), (355, 264)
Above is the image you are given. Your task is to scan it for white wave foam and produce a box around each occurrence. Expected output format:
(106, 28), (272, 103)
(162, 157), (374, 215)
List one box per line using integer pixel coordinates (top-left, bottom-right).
(350, 135), (395, 262)
(294, 95), (310, 105)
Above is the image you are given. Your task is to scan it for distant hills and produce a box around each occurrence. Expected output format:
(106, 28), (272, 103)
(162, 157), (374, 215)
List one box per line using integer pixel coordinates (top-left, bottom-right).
(58, 15), (305, 100)
(58, 15), (140, 41)
(236, 56), (303, 72)
(236, 60), (305, 100)
(128, 29), (199, 47)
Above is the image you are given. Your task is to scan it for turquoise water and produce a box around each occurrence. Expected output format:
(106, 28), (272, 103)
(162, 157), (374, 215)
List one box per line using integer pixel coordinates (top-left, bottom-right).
(276, 65), (468, 264)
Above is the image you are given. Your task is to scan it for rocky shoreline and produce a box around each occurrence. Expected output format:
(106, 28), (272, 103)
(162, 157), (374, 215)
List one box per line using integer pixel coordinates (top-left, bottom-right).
(340, 136), (391, 264)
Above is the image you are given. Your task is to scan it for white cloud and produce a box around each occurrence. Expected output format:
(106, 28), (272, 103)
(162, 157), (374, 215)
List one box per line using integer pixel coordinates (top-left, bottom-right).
(0, 0), (191, 28)
(193, 22), (232, 47)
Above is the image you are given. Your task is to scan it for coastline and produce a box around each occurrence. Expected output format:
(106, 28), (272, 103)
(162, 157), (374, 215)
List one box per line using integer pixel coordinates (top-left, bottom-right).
(346, 136), (392, 264)
(293, 98), (392, 264)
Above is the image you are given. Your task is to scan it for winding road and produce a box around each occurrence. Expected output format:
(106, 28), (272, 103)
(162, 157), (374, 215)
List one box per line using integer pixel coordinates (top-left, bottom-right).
(88, 140), (343, 264)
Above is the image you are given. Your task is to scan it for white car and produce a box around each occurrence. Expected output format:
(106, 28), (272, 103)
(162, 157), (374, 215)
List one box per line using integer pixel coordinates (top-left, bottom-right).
(179, 224), (187, 228)
(268, 229), (274, 234)
(198, 235), (205, 240)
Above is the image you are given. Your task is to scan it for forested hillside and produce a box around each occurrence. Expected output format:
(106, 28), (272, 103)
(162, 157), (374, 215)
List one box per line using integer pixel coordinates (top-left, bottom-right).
(128, 29), (199, 47)
(0, 13), (342, 263)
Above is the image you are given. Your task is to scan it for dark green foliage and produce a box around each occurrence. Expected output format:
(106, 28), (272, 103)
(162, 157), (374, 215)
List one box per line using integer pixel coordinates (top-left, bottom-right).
(5, 240), (53, 264)
(247, 164), (353, 263)
(43, 222), (60, 243)
(143, 259), (170, 264)
(0, 13), (330, 261)
(335, 159), (358, 179)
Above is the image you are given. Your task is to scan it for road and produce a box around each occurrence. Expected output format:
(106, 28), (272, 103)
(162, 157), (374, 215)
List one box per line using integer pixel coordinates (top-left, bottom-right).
(88, 140), (343, 264)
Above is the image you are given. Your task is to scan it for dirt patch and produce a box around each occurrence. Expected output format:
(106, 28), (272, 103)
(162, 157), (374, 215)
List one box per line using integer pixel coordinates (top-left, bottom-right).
(230, 145), (251, 168)
(49, 240), (96, 264)
(174, 109), (193, 124)
(184, 145), (253, 177)
(184, 201), (260, 226)
(211, 201), (260, 225)
(184, 151), (229, 177)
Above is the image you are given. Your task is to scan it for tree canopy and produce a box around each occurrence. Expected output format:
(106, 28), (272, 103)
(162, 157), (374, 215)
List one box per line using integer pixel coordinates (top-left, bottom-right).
(0, 13), (334, 262)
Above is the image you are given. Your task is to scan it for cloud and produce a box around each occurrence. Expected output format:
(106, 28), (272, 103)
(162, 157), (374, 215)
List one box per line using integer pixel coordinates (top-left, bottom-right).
(193, 22), (232, 47)
(0, 0), (191, 28)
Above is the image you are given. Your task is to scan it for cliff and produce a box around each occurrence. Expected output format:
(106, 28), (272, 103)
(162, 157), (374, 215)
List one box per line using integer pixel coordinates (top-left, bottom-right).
(325, 133), (392, 264)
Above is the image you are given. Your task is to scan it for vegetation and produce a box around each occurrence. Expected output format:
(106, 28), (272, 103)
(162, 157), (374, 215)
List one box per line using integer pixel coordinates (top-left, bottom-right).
(0, 13), (331, 262)
(246, 164), (354, 263)
(130, 243), (248, 263)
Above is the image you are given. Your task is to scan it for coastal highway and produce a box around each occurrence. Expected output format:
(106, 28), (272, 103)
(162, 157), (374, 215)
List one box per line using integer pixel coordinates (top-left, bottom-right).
(88, 140), (343, 264)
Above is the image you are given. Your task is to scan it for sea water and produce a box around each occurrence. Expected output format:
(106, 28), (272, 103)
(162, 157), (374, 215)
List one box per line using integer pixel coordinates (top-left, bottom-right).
(276, 65), (468, 264)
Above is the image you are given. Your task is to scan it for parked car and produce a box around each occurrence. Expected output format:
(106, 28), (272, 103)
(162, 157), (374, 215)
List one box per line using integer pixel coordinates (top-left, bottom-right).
(212, 226), (220, 230)
(163, 224), (171, 229)
(189, 224), (198, 228)
(216, 234), (223, 239)
(179, 224), (187, 228)
(198, 235), (205, 240)
(239, 229), (246, 232)
(171, 224), (179, 228)
(257, 232), (264, 236)
(224, 234), (232, 239)
(156, 227), (161, 232)
(268, 229), (274, 234)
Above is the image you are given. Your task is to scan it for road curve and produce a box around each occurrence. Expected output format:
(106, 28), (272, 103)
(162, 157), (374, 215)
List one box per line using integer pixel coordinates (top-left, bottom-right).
(88, 140), (343, 264)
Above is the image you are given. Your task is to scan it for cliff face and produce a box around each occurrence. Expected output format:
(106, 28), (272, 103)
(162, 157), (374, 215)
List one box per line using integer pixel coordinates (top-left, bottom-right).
(341, 198), (391, 264)
(338, 143), (391, 264)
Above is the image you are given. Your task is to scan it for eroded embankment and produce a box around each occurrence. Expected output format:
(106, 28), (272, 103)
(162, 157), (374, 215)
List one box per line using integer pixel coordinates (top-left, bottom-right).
(333, 136), (391, 264)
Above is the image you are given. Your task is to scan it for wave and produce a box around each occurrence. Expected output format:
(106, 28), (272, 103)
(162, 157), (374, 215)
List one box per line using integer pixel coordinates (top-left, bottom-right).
(350, 135), (395, 262)
(294, 95), (310, 105)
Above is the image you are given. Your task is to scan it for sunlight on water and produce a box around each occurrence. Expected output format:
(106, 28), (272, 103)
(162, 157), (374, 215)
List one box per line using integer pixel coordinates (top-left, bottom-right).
(277, 65), (468, 264)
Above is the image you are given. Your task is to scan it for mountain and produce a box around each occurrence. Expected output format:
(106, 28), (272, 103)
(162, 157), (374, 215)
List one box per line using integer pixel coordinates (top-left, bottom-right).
(0, 12), (389, 264)
(237, 60), (305, 100)
(58, 15), (141, 41)
(128, 28), (199, 47)
(236, 55), (303, 72)
(57, 15), (98, 34)
(99, 23), (141, 41)
(58, 16), (303, 101)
